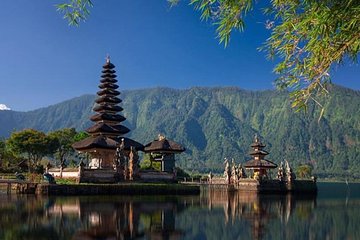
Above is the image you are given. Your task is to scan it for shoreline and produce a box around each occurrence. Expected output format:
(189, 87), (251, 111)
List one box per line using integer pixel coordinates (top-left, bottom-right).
(35, 182), (200, 196)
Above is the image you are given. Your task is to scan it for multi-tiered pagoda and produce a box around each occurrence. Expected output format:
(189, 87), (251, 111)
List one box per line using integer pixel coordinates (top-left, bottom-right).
(73, 57), (143, 181)
(243, 135), (277, 180)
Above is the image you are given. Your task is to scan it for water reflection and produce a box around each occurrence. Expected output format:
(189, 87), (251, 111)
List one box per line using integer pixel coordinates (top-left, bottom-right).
(46, 196), (187, 240)
(0, 183), (359, 240)
(199, 189), (317, 240)
(0, 195), (189, 240)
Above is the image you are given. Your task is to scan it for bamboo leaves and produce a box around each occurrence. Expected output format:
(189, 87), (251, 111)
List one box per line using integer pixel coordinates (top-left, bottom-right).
(56, 0), (360, 112)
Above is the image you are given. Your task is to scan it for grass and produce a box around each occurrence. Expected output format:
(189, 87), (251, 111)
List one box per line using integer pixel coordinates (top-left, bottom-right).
(56, 178), (77, 184)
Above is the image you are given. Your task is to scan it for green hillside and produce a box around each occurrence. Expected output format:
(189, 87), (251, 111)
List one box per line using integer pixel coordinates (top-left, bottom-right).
(0, 86), (359, 179)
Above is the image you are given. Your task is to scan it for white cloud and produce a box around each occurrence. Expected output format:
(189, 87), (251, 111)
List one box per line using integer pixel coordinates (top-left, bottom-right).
(0, 104), (11, 111)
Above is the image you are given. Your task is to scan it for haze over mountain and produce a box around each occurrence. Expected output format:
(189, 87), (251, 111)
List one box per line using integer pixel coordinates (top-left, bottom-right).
(0, 85), (359, 179)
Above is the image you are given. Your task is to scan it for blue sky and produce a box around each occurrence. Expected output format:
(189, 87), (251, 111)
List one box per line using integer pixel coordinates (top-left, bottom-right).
(0, 0), (358, 111)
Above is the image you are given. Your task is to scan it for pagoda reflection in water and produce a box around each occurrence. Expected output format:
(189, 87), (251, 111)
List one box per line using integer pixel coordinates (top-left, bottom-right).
(46, 196), (186, 240)
(0, 191), (321, 240)
(201, 189), (316, 240)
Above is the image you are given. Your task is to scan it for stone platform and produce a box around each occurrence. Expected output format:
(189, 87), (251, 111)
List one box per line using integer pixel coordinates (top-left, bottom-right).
(205, 178), (317, 194)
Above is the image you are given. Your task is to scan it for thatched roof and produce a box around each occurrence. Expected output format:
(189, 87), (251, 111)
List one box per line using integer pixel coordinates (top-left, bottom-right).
(144, 136), (185, 153)
(95, 96), (122, 104)
(101, 69), (116, 74)
(100, 73), (117, 78)
(93, 104), (123, 112)
(114, 137), (144, 151)
(98, 82), (119, 89)
(249, 150), (269, 156)
(97, 89), (120, 96)
(100, 78), (117, 83)
(72, 136), (144, 151)
(86, 122), (130, 135)
(72, 135), (118, 150)
(243, 159), (277, 169)
(90, 113), (126, 123)
(250, 142), (266, 148)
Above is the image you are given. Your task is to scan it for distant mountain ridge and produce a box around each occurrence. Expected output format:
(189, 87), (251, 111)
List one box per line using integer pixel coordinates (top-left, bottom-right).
(0, 85), (359, 178)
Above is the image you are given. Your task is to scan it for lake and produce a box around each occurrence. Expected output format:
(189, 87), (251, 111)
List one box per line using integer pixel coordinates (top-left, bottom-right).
(0, 182), (359, 240)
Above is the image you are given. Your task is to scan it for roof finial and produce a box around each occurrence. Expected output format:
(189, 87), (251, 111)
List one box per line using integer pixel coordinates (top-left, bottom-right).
(255, 134), (259, 142)
(106, 54), (110, 63)
(158, 134), (166, 141)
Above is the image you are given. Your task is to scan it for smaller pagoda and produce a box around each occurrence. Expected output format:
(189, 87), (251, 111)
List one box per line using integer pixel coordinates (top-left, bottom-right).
(144, 135), (185, 175)
(243, 135), (277, 180)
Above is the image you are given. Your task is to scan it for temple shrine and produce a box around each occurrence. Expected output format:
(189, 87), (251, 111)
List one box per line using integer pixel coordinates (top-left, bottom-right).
(144, 135), (185, 172)
(72, 57), (144, 183)
(243, 135), (277, 180)
(71, 57), (184, 183)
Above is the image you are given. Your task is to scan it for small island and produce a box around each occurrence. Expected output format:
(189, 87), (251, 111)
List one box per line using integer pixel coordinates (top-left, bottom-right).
(1, 57), (317, 196)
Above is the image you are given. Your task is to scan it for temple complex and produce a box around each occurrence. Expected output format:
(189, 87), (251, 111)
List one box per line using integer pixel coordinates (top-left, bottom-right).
(243, 135), (277, 180)
(72, 57), (143, 183)
(70, 57), (185, 183)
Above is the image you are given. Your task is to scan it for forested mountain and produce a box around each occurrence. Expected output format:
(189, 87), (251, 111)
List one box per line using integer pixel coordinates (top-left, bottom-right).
(0, 85), (359, 178)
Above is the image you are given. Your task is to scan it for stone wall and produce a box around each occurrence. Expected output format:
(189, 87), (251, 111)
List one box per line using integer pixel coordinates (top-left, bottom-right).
(139, 170), (176, 182)
(48, 168), (79, 178)
(80, 169), (120, 183)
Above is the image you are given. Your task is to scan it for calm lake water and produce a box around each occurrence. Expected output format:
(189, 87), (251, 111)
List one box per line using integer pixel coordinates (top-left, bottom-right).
(0, 182), (359, 240)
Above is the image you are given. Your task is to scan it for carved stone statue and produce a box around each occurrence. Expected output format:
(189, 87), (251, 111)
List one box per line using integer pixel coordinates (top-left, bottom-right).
(224, 158), (231, 184)
(238, 164), (247, 179)
(128, 146), (139, 180)
(133, 148), (140, 177)
(208, 171), (213, 184)
(128, 148), (134, 180)
(231, 159), (237, 183)
(277, 161), (285, 181)
(285, 160), (296, 182)
(114, 138), (127, 180)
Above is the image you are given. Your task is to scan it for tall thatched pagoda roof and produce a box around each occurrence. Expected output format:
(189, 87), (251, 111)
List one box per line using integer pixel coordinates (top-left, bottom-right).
(72, 56), (142, 152)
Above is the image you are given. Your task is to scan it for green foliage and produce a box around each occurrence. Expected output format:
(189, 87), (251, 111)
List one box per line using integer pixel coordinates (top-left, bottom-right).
(175, 166), (191, 178)
(264, 0), (360, 111)
(0, 139), (20, 171)
(296, 164), (313, 179)
(34, 164), (45, 174)
(57, 0), (359, 109)
(56, 0), (93, 25)
(140, 153), (161, 171)
(56, 177), (77, 184)
(0, 86), (359, 179)
(6, 129), (56, 172)
(48, 128), (77, 167)
(73, 130), (89, 142)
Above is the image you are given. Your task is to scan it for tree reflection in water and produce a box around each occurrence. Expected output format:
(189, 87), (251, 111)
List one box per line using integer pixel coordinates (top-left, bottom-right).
(198, 189), (316, 240)
(0, 185), (359, 240)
